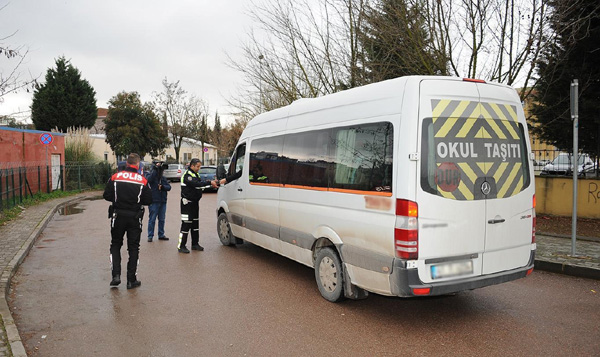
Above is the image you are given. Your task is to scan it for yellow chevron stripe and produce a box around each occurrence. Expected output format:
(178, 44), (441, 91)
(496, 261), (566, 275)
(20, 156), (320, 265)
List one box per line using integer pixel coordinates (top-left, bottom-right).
(435, 117), (458, 138)
(458, 162), (478, 184)
(510, 176), (524, 197)
(457, 118), (477, 138)
(438, 189), (456, 200)
(480, 127), (492, 138)
(481, 106), (507, 139)
(504, 104), (518, 121)
(497, 163), (521, 198)
(432, 100), (451, 123)
(457, 181), (474, 200)
(493, 162), (510, 183)
(489, 103), (519, 139)
(477, 162), (487, 174)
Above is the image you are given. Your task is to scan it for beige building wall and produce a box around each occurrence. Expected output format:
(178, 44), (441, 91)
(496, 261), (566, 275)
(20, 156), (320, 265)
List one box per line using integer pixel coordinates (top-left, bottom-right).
(153, 138), (219, 166)
(89, 134), (118, 164)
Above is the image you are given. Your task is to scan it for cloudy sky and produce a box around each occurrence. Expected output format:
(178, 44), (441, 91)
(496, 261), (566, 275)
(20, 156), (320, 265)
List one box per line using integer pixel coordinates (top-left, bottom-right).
(0, 0), (257, 125)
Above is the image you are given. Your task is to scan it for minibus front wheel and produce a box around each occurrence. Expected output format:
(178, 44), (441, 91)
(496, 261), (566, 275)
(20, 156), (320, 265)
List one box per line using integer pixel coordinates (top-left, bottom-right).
(217, 212), (235, 246)
(315, 247), (345, 302)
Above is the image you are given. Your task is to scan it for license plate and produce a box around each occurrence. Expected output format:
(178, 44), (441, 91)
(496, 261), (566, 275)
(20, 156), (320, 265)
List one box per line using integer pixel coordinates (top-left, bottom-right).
(431, 261), (473, 280)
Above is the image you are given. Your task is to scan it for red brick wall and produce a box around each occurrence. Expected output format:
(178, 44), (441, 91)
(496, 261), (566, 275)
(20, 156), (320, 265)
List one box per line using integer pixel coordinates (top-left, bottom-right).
(0, 127), (65, 193)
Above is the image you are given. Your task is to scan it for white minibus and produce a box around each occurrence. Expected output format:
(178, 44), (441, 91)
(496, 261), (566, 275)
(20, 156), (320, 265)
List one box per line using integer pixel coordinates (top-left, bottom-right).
(216, 76), (536, 302)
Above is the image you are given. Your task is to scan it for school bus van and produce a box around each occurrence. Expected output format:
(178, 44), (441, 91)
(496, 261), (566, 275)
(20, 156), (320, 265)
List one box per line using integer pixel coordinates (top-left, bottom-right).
(216, 76), (536, 302)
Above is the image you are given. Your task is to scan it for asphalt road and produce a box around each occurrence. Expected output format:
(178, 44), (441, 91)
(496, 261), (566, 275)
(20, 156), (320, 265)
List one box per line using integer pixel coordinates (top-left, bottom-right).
(8, 184), (600, 356)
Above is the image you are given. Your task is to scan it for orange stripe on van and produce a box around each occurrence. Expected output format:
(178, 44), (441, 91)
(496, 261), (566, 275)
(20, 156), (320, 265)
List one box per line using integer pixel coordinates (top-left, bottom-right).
(249, 182), (393, 196)
(281, 184), (392, 196)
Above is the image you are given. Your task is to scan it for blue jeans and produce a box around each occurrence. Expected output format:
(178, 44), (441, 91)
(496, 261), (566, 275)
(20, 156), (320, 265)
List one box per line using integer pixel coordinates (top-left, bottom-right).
(148, 202), (167, 239)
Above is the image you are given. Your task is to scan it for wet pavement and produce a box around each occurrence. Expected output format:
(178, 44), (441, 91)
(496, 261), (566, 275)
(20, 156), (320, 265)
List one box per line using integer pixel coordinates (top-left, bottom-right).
(0, 189), (599, 356)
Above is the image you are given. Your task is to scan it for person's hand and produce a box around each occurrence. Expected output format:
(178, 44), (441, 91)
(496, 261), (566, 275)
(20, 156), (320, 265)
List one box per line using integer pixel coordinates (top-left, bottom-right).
(220, 178), (226, 185)
(210, 180), (217, 188)
(158, 184), (162, 191)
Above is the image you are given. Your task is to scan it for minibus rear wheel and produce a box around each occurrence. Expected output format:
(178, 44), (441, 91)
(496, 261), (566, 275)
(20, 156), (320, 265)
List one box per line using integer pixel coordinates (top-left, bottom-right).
(315, 247), (345, 302)
(217, 212), (235, 246)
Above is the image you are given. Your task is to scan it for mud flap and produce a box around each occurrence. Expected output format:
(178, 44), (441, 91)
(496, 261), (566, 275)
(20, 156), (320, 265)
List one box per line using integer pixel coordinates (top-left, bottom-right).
(342, 263), (369, 300)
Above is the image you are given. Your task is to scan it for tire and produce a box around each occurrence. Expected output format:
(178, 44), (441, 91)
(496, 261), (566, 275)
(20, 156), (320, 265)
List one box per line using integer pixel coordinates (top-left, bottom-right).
(314, 247), (345, 302)
(217, 212), (235, 246)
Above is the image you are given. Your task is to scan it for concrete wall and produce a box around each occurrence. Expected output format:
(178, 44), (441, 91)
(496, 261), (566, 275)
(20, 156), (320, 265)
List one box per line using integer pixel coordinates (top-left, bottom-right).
(535, 176), (600, 218)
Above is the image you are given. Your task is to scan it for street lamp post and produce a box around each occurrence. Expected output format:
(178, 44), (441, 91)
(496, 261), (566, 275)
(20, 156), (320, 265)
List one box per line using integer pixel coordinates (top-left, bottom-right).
(258, 54), (264, 112)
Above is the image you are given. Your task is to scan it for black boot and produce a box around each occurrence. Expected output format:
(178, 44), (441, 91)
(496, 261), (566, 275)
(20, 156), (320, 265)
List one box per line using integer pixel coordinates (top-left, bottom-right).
(178, 246), (190, 254)
(110, 276), (121, 286)
(191, 245), (204, 251)
(127, 280), (142, 289)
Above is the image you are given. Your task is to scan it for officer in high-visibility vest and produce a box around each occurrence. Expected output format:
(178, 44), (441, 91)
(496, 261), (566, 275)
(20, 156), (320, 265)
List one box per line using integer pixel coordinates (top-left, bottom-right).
(178, 158), (217, 253)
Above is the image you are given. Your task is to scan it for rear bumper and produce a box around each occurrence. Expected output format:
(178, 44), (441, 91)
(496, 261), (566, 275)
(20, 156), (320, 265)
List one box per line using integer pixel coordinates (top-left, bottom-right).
(389, 250), (535, 297)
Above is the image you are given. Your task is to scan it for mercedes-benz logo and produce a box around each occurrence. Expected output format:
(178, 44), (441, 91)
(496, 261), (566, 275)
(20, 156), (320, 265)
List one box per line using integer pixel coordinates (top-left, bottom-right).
(481, 181), (491, 195)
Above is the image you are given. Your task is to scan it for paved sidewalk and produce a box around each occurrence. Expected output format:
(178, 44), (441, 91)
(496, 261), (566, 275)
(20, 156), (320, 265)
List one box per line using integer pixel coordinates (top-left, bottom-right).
(0, 192), (97, 357)
(0, 194), (598, 356)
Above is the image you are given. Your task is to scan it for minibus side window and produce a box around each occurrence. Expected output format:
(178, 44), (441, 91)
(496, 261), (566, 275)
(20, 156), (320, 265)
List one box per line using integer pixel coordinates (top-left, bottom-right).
(281, 130), (331, 188)
(232, 144), (246, 175)
(330, 122), (393, 193)
(249, 136), (284, 184)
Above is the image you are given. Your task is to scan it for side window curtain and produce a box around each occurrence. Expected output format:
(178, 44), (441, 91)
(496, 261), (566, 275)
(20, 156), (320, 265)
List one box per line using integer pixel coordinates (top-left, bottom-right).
(235, 145), (246, 174)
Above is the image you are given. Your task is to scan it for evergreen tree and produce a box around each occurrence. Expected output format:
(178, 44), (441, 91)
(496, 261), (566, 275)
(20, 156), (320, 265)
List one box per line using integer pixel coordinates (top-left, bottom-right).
(105, 91), (170, 158)
(360, 0), (448, 82)
(531, 0), (600, 157)
(31, 57), (97, 131)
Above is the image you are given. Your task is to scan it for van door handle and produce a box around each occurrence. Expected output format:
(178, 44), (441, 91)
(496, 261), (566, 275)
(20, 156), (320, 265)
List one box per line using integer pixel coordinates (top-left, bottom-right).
(487, 218), (506, 224)
(237, 188), (243, 192)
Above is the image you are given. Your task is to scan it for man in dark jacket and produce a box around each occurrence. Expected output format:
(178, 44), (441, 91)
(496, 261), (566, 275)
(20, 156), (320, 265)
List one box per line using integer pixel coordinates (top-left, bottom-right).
(146, 162), (171, 242)
(103, 153), (152, 289)
(178, 158), (217, 253)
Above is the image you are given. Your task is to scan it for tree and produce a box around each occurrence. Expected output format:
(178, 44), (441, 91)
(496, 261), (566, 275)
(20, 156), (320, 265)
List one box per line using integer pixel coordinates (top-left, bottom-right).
(360, 0), (449, 81)
(105, 91), (170, 158)
(1, 4), (37, 110)
(211, 111), (224, 160)
(154, 78), (202, 162)
(31, 57), (97, 131)
(531, 0), (600, 158)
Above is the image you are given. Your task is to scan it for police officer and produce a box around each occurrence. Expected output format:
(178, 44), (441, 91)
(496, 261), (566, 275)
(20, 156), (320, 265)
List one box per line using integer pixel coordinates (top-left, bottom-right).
(103, 153), (152, 289)
(178, 158), (217, 253)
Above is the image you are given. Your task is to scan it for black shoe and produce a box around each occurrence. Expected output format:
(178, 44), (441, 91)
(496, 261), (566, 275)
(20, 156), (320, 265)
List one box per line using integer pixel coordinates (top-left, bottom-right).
(191, 245), (204, 251)
(178, 247), (190, 254)
(148, 237), (153, 242)
(158, 236), (169, 241)
(110, 276), (121, 286)
(127, 280), (141, 289)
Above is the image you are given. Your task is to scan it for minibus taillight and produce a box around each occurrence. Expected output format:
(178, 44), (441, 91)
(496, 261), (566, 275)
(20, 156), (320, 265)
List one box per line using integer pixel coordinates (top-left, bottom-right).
(532, 194), (536, 244)
(395, 199), (418, 260)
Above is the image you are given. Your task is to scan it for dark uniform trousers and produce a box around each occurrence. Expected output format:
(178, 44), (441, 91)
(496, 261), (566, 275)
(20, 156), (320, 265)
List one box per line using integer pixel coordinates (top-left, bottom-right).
(179, 198), (200, 248)
(110, 210), (143, 281)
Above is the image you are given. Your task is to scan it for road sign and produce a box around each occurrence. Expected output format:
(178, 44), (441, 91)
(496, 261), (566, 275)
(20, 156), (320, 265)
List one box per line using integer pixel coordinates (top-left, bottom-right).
(40, 133), (53, 145)
(203, 147), (208, 152)
(434, 162), (461, 192)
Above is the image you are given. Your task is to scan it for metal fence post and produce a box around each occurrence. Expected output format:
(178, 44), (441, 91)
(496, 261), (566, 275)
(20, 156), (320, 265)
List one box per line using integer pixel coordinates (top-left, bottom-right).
(78, 165), (81, 190)
(11, 168), (16, 207)
(18, 167), (22, 203)
(5, 169), (9, 209)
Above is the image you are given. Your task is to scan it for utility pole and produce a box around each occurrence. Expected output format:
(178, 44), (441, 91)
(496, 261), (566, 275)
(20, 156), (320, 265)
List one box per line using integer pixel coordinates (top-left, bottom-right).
(570, 79), (579, 256)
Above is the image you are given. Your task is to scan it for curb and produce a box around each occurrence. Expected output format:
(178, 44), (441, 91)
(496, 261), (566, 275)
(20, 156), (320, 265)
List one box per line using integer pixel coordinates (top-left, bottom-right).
(1, 196), (86, 357)
(537, 232), (600, 243)
(534, 258), (600, 280)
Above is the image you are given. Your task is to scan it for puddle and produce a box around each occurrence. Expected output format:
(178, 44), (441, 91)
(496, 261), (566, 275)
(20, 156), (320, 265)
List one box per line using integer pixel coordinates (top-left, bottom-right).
(58, 203), (84, 216)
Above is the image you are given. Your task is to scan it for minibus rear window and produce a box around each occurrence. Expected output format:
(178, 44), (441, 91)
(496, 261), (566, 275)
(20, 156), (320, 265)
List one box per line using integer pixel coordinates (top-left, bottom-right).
(420, 101), (530, 200)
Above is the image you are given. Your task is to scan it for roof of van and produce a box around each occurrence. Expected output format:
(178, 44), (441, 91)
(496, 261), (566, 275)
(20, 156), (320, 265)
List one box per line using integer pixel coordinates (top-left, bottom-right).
(244, 76), (513, 136)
